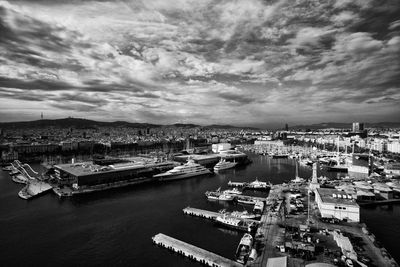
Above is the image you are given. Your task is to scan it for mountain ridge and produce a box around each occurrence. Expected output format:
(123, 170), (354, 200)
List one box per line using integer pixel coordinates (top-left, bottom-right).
(0, 117), (259, 130)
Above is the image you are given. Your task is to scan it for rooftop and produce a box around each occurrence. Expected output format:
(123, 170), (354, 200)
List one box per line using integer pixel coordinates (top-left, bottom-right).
(316, 188), (359, 207)
(55, 158), (172, 177)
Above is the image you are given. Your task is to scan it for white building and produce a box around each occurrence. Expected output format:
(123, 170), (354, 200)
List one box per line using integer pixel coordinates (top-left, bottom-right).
(387, 141), (400, 154)
(315, 188), (360, 222)
(211, 143), (231, 153)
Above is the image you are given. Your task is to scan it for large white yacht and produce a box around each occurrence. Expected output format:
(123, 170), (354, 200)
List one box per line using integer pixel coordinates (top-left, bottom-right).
(213, 158), (237, 172)
(153, 159), (211, 181)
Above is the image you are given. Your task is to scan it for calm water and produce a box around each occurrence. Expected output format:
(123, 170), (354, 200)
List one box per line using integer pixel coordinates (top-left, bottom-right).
(0, 154), (399, 266)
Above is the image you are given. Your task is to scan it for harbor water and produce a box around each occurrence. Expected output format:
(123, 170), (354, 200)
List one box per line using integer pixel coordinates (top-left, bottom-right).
(0, 153), (399, 266)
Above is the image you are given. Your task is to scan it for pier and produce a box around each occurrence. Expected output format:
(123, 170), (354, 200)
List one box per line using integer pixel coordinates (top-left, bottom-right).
(183, 207), (260, 224)
(152, 233), (242, 267)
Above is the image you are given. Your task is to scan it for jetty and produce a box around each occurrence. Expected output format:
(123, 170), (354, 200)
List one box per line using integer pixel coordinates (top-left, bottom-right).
(183, 207), (260, 224)
(152, 233), (242, 267)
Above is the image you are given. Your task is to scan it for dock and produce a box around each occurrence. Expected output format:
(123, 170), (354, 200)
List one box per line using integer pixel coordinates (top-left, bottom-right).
(183, 207), (260, 224)
(152, 233), (242, 267)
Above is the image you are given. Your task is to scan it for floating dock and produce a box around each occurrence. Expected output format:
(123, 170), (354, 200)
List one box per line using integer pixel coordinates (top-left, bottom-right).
(183, 207), (260, 224)
(152, 233), (242, 267)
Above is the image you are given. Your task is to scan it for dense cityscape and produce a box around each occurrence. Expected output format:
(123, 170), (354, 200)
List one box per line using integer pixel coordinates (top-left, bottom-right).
(1, 118), (400, 266)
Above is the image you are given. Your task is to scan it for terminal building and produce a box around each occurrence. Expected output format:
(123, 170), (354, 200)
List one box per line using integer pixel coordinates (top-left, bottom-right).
(53, 159), (176, 189)
(315, 188), (360, 222)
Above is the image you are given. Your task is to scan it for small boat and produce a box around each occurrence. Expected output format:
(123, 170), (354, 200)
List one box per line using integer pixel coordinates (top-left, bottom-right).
(228, 210), (260, 220)
(235, 233), (253, 264)
(223, 187), (242, 195)
(246, 178), (270, 190)
(2, 165), (13, 171)
(219, 193), (235, 201)
(12, 174), (28, 184)
(205, 188), (235, 201)
(237, 196), (257, 205)
(205, 187), (221, 200)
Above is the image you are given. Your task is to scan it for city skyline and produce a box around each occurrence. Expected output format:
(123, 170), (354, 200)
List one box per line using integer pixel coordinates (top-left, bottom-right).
(1, 0), (400, 127)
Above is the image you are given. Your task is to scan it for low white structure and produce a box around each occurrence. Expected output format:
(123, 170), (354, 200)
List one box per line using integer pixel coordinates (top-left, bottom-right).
(315, 188), (360, 222)
(212, 143), (231, 153)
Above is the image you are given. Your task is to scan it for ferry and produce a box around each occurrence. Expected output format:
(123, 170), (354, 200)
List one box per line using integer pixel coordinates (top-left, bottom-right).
(213, 159), (237, 172)
(235, 233), (253, 264)
(154, 159), (211, 181)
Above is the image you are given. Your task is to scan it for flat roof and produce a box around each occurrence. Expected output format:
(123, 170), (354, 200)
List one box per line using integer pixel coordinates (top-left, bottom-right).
(316, 188), (359, 207)
(266, 256), (287, 267)
(55, 160), (174, 177)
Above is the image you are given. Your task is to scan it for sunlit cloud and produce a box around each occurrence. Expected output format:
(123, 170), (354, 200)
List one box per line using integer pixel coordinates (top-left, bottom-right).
(0, 0), (399, 127)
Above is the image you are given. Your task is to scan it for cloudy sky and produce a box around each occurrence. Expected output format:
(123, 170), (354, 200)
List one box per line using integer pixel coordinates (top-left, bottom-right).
(0, 0), (399, 127)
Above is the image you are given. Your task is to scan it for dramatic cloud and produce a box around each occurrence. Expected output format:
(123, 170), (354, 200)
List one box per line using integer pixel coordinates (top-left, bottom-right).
(0, 0), (399, 127)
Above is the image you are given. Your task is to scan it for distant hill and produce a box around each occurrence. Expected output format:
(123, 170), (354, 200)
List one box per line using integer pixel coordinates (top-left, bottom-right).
(290, 122), (400, 130)
(0, 118), (160, 129)
(0, 118), (257, 130)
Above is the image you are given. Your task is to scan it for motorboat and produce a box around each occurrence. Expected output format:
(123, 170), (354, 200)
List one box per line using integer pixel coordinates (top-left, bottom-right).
(235, 233), (253, 264)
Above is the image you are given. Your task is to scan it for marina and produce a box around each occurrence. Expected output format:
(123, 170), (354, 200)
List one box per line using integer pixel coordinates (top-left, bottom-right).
(1, 153), (400, 266)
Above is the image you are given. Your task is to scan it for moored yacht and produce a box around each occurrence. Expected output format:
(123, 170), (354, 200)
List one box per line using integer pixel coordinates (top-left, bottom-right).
(213, 158), (237, 172)
(154, 159), (211, 181)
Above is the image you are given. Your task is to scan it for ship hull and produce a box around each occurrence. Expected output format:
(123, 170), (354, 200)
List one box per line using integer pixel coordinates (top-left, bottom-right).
(157, 170), (211, 181)
(215, 220), (249, 232)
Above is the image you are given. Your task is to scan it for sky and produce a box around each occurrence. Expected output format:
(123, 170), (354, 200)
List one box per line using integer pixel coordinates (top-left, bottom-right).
(0, 0), (399, 128)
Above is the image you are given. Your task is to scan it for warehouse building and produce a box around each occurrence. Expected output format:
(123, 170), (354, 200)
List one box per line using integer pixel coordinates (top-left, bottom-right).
(315, 188), (360, 222)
